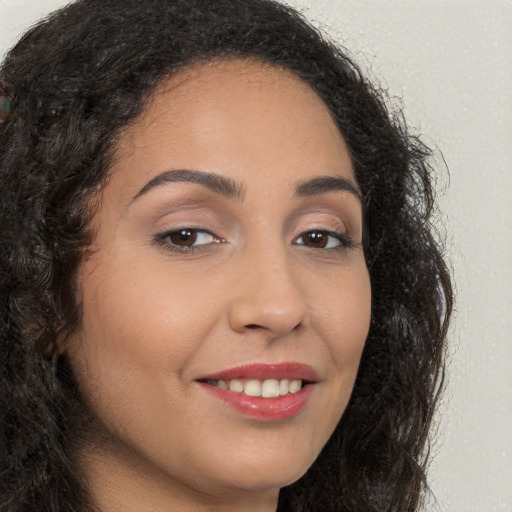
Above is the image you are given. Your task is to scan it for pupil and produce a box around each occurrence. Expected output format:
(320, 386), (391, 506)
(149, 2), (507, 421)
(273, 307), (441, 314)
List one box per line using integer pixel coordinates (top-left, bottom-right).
(306, 232), (326, 248)
(170, 229), (197, 246)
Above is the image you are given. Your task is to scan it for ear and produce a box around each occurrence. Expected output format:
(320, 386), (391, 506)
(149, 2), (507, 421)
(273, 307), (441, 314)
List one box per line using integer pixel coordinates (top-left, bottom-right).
(55, 330), (71, 355)
(36, 331), (69, 363)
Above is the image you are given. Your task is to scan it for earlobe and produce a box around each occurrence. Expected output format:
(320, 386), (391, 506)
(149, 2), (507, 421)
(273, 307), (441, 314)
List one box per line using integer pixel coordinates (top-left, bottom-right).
(55, 330), (73, 355)
(34, 334), (59, 363)
(41, 331), (70, 365)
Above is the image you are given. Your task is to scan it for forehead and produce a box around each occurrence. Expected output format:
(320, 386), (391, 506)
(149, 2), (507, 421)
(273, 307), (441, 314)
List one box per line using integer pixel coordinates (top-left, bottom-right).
(144, 58), (333, 124)
(108, 58), (354, 205)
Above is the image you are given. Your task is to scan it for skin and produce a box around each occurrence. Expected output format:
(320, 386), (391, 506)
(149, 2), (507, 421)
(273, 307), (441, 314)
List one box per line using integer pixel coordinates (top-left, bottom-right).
(66, 59), (372, 512)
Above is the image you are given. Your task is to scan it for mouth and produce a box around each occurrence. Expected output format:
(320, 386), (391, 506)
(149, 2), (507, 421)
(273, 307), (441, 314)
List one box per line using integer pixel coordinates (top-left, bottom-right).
(201, 377), (306, 397)
(196, 363), (318, 421)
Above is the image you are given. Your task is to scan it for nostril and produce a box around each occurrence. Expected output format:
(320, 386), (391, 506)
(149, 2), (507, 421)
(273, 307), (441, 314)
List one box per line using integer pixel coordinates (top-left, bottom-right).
(244, 321), (303, 332)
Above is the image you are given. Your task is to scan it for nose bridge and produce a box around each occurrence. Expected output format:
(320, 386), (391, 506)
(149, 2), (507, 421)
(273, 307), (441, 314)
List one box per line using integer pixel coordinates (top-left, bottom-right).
(228, 239), (308, 336)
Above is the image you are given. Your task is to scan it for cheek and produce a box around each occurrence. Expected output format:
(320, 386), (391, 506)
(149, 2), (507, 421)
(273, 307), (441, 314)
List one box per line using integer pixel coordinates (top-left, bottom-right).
(70, 248), (233, 411)
(312, 261), (371, 376)
(293, 262), (371, 446)
(79, 249), (216, 348)
(308, 263), (371, 435)
(67, 254), (224, 450)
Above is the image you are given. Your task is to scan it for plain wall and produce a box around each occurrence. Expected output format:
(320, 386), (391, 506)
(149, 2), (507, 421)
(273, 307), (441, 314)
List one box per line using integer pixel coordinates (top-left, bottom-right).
(1, 1), (511, 511)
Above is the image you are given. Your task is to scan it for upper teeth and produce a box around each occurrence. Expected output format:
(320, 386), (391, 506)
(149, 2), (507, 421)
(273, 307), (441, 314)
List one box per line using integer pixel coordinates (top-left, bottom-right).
(207, 378), (303, 397)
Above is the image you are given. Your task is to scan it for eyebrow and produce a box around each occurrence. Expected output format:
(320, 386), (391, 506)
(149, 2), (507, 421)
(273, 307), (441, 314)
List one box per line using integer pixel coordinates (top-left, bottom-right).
(130, 169), (246, 203)
(295, 175), (361, 201)
(130, 169), (361, 204)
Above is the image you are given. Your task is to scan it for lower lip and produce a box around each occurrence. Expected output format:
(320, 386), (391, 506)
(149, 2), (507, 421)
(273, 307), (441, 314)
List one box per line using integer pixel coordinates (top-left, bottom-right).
(199, 382), (314, 421)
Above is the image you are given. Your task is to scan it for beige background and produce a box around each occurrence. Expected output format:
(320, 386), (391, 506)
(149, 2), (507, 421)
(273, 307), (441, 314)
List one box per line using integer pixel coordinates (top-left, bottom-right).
(1, 1), (511, 510)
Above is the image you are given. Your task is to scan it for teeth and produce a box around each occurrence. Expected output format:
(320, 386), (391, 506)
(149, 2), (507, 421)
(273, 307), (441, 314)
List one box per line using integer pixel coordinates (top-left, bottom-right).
(217, 380), (228, 390)
(244, 379), (262, 396)
(279, 379), (289, 396)
(261, 379), (279, 398)
(289, 379), (302, 394)
(228, 379), (244, 393)
(210, 378), (304, 397)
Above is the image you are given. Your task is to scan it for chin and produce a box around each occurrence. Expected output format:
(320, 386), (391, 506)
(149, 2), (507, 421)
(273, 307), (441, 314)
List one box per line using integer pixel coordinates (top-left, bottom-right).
(210, 446), (317, 493)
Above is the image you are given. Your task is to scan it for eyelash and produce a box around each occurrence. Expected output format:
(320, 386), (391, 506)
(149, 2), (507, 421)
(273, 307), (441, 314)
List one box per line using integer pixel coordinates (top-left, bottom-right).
(153, 228), (225, 253)
(292, 230), (356, 250)
(153, 228), (355, 254)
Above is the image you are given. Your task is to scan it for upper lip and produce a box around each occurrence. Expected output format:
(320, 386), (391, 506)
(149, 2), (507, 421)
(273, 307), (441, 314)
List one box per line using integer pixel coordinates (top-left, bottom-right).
(197, 362), (319, 383)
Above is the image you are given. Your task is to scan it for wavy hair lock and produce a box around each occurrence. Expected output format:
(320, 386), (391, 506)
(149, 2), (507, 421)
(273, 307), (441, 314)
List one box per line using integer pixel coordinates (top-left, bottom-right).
(0, 1), (452, 511)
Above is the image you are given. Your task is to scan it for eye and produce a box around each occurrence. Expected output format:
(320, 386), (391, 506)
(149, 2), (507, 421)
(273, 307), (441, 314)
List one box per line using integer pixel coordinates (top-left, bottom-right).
(292, 230), (354, 250)
(154, 228), (223, 252)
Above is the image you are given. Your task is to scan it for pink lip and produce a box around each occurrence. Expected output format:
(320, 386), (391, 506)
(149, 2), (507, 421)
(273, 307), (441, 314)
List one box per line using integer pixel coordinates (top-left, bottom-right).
(196, 363), (318, 422)
(198, 362), (319, 382)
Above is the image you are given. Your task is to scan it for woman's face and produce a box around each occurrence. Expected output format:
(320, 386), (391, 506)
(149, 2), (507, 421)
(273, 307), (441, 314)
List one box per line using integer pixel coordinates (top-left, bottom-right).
(68, 59), (371, 509)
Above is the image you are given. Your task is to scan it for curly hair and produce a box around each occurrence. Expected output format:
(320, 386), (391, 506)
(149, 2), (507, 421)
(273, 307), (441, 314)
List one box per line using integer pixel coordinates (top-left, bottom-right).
(0, 0), (453, 510)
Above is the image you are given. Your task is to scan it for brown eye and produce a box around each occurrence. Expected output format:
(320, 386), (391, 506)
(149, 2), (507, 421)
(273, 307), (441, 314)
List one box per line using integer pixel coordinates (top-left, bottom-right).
(169, 229), (198, 247)
(303, 231), (329, 248)
(293, 230), (354, 250)
(155, 228), (220, 253)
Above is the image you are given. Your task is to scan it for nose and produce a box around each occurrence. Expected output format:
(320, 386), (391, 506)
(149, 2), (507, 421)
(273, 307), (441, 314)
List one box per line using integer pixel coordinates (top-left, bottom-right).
(228, 248), (308, 338)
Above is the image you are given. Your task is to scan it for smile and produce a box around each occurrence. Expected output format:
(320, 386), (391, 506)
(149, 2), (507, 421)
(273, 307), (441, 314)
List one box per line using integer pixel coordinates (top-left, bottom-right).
(205, 378), (303, 397)
(197, 363), (318, 421)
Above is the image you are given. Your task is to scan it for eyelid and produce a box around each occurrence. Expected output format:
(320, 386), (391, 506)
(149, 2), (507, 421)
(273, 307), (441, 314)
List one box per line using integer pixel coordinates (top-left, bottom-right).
(289, 201), (361, 234)
(292, 229), (356, 250)
(153, 226), (225, 253)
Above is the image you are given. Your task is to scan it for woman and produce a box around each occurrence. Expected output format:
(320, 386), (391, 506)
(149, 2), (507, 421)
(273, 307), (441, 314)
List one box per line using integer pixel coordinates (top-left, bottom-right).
(0, 0), (453, 511)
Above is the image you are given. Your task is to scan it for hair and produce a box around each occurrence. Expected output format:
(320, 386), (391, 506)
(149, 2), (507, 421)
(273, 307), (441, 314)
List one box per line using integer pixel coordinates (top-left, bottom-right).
(0, 1), (453, 510)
